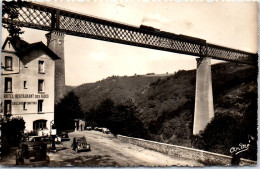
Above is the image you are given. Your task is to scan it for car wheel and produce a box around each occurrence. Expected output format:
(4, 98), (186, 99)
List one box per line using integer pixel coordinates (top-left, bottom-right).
(16, 157), (24, 165)
(46, 155), (50, 162)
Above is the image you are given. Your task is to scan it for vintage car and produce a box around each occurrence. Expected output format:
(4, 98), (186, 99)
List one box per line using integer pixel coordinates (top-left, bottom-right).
(59, 132), (70, 142)
(29, 136), (51, 143)
(16, 141), (49, 166)
(71, 136), (91, 152)
(102, 128), (110, 134)
(86, 126), (92, 130)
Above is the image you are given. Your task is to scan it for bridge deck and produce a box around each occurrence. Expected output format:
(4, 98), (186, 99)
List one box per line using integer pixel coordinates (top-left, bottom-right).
(2, 1), (257, 65)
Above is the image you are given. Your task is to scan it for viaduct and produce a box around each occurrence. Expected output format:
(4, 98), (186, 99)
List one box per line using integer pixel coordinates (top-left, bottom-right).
(2, 1), (258, 135)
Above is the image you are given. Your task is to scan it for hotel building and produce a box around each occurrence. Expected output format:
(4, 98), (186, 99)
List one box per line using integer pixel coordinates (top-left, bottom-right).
(1, 37), (59, 132)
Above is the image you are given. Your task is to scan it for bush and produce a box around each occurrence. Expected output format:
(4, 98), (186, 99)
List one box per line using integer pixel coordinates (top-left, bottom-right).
(192, 113), (257, 160)
(1, 135), (10, 155)
(1, 117), (25, 147)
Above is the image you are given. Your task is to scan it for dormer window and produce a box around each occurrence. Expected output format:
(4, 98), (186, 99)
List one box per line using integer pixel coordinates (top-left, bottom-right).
(5, 56), (12, 71)
(38, 60), (44, 73)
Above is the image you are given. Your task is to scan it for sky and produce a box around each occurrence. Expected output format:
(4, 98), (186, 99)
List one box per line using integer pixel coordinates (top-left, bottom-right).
(1, 1), (258, 86)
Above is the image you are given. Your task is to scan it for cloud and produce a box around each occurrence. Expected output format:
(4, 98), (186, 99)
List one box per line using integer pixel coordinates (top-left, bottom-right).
(141, 13), (172, 29)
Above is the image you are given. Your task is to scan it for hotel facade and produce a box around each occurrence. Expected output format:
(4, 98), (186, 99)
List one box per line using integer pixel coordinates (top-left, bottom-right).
(1, 37), (59, 132)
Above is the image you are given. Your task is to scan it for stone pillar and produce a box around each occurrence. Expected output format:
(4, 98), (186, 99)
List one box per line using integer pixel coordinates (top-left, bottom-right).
(46, 31), (65, 104)
(193, 57), (214, 135)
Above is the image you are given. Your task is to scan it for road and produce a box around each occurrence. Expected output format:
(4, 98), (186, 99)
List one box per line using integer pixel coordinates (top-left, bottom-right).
(49, 130), (203, 167)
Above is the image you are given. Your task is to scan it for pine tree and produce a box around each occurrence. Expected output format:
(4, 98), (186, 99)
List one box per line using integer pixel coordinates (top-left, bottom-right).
(2, 0), (24, 38)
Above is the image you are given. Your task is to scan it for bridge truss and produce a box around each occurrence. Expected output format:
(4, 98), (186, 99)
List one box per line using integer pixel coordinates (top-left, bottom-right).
(2, 1), (257, 65)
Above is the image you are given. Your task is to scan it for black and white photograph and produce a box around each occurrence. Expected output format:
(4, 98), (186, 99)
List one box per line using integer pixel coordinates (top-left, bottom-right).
(0, 0), (258, 167)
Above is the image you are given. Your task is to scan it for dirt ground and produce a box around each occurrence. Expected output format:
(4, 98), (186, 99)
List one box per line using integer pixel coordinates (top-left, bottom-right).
(1, 130), (203, 167)
(49, 130), (203, 167)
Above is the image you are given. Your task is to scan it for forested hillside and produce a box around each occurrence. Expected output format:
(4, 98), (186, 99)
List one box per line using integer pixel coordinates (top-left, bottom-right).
(67, 62), (257, 160)
(72, 75), (162, 112)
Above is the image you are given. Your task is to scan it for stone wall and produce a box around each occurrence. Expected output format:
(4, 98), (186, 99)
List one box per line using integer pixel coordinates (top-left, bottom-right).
(117, 135), (257, 166)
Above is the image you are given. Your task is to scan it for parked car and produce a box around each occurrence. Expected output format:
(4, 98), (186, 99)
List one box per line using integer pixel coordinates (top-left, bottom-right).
(71, 136), (91, 152)
(59, 132), (70, 142)
(86, 126), (92, 130)
(102, 128), (110, 134)
(94, 127), (99, 131)
(28, 136), (51, 144)
(16, 141), (49, 166)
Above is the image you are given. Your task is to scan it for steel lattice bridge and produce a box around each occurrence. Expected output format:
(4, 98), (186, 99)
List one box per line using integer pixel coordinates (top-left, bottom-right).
(2, 1), (258, 65)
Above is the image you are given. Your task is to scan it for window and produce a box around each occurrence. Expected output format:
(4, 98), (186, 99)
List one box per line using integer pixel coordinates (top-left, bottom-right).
(5, 56), (12, 70)
(4, 100), (12, 116)
(33, 120), (47, 130)
(38, 100), (43, 113)
(5, 78), (12, 93)
(24, 81), (27, 89)
(23, 102), (27, 110)
(38, 61), (44, 73)
(38, 80), (44, 92)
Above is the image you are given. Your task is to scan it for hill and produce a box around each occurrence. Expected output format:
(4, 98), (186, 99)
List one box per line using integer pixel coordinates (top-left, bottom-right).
(71, 75), (165, 112)
(67, 62), (257, 158)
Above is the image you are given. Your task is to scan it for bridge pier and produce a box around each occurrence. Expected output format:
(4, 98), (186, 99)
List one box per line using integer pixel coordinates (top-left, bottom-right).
(193, 57), (214, 135)
(46, 31), (65, 104)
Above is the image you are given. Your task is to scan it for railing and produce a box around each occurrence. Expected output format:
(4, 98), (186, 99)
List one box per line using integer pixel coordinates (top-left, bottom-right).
(2, 1), (258, 65)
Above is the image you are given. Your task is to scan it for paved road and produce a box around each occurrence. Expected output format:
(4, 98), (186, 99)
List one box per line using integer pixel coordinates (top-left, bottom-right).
(49, 130), (203, 167)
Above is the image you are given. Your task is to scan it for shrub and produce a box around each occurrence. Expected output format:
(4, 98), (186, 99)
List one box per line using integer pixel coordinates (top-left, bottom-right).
(192, 113), (257, 160)
(1, 135), (10, 155)
(1, 117), (26, 147)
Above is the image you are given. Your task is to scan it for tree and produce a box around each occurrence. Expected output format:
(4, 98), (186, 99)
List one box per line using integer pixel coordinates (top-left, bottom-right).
(85, 98), (150, 139)
(2, 0), (24, 38)
(96, 98), (115, 126)
(192, 113), (253, 158)
(55, 91), (83, 131)
(1, 117), (25, 147)
(108, 99), (150, 139)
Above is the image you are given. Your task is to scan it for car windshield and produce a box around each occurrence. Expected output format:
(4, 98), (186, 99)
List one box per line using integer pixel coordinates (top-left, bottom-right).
(75, 137), (86, 142)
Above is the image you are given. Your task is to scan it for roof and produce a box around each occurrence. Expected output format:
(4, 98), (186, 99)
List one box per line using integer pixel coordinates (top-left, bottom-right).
(2, 37), (29, 51)
(2, 37), (60, 60)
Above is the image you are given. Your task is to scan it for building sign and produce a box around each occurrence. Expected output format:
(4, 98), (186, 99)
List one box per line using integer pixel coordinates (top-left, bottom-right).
(4, 94), (49, 99)
(12, 102), (37, 105)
